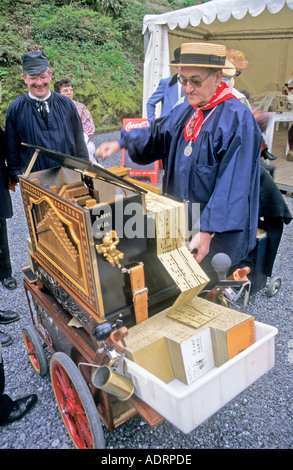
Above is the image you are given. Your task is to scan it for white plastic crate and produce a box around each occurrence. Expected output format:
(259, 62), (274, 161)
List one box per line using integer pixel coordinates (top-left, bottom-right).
(125, 321), (277, 434)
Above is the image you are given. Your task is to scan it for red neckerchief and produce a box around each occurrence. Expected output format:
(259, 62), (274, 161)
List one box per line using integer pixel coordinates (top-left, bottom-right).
(184, 81), (235, 143)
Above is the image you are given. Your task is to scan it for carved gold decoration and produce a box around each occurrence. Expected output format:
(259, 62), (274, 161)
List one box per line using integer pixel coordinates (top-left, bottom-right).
(96, 230), (124, 268)
(19, 178), (104, 321)
(35, 202), (82, 279)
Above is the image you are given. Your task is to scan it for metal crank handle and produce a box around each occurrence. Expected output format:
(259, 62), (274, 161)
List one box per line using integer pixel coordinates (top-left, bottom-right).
(108, 326), (128, 353)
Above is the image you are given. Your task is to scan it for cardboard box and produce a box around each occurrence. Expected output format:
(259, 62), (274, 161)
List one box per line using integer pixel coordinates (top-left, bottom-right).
(166, 327), (215, 384)
(126, 322), (277, 434)
(168, 296), (255, 367)
(126, 309), (215, 385)
(209, 310), (255, 366)
(125, 243), (213, 384)
(126, 249), (254, 384)
(126, 336), (174, 384)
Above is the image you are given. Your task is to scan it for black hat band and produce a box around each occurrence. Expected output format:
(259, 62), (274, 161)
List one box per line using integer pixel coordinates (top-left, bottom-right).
(179, 53), (226, 66)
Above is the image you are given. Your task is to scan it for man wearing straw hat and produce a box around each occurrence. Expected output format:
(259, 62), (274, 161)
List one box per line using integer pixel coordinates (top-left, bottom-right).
(96, 42), (262, 283)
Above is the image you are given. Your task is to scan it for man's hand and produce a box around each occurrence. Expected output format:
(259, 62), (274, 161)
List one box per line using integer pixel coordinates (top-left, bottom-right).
(8, 177), (18, 192)
(95, 141), (121, 160)
(189, 231), (213, 263)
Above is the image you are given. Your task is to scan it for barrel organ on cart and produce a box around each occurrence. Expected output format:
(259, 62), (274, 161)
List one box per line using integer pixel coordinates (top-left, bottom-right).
(19, 145), (188, 342)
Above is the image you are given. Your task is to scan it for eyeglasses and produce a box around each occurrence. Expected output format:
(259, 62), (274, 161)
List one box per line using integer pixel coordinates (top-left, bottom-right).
(26, 73), (51, 82)
(61, 88), (74, 94)
(178, 70), (215, 88)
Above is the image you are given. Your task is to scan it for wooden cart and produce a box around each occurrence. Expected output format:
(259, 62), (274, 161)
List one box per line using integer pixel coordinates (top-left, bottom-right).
(19, 145), (188, 448)
(19, 145), (277, 449)
(22, 270), (166, 449)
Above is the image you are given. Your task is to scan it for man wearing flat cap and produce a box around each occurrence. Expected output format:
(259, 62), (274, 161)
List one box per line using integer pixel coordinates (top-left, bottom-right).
(5, 50), (88, 182)
(96, 42), (263, 284)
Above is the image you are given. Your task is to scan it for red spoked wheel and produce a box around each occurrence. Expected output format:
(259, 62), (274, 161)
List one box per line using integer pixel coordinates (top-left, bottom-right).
(50, 352), (104, 449)
(22, 324), (48, 376)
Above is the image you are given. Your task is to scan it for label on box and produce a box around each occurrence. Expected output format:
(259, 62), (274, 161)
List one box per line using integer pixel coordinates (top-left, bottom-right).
(167, 328), (215, 385)
(182, 328), (215, 383)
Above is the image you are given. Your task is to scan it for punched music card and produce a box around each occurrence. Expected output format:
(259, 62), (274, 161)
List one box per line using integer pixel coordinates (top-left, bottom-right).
(167, 296), (221, 328)
(158, 246), (209, 308)
(145, 192), (189, 254)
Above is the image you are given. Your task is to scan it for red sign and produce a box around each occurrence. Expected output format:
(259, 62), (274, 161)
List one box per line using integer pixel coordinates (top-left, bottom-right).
(121, 118), (159, 185)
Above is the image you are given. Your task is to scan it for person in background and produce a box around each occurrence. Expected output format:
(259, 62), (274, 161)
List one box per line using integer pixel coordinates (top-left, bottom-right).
(225, 49), (277, 163)
(0, 126), (17, 293)
(222, 59), (252, 110)
(286, 73), (293, 160)
(146, 47), (186, 122)
(5, 50), (88, 184)
(0, 343), (37, 426)
(96, 42), (263, 287)
(54, 78), (96, 163)
(288, 126), (293, 160)
(147, 47), (186, 176)
(0, 126), (20, 347)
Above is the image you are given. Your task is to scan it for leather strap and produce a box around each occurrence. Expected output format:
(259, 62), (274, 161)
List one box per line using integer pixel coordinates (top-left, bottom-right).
(129, 264), (148, 324)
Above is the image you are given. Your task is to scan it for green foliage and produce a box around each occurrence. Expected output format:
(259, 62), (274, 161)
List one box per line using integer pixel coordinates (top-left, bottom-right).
(32, 4), (120, 45)
(115, 1), (150, 55)
(85, 0), (123, 17)
(0, 65), (28, 121)
(0, 0), (146, 128)
(181, 0), (211, 7)
(0, 0), (206, 129)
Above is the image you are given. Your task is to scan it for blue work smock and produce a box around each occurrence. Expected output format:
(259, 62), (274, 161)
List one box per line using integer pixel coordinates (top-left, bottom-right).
(119, 98), (262, 272)
(5, 92), (88, 180)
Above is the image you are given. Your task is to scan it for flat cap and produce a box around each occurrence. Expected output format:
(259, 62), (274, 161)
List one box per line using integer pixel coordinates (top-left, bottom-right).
(21, 50), (49, 75)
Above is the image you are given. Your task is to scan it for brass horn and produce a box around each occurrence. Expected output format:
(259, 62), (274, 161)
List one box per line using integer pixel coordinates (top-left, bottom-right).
(91, 365), (134, 401)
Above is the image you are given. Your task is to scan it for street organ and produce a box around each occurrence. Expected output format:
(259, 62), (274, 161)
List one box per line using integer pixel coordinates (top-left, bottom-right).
(20, 145), (276, 449)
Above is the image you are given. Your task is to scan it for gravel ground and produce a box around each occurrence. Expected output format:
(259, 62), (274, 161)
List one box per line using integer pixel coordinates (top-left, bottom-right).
(0, 132), (292, 451)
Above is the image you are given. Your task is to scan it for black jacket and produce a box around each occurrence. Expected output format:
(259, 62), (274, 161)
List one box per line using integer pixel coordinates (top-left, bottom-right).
(258, 165), (292, 276)
(0, 126), (13, 220)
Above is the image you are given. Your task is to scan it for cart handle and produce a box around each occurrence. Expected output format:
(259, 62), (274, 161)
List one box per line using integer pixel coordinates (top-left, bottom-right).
(108, 327), (128, 353)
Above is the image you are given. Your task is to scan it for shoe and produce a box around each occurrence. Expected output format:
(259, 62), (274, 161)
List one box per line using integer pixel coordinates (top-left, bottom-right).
(0, 331), (13, 347)
(261, 149), (278, 161)
(1, 277), (17, 290)
(6, 394), (37, 424)
(0, 310), (20, 324)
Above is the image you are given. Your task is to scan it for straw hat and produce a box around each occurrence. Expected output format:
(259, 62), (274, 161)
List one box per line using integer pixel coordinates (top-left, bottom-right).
(171, 42), (235, 69)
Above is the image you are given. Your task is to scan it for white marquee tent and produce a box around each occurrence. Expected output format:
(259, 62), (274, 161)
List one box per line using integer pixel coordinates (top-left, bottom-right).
(142, 0), (293, 116)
